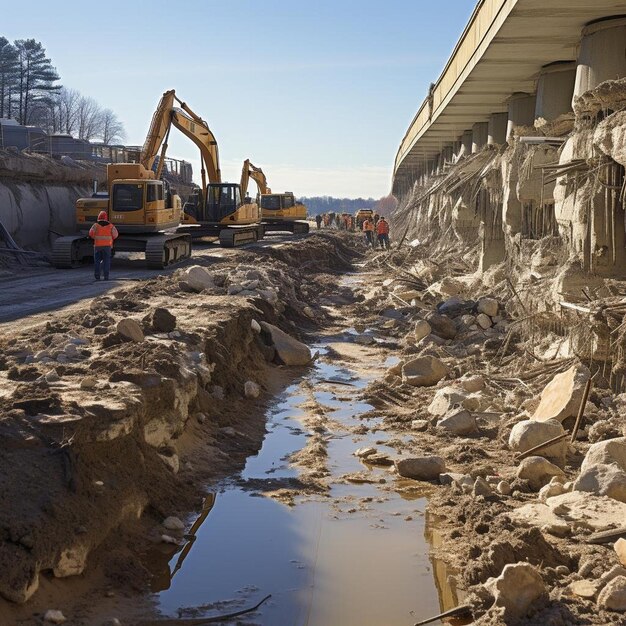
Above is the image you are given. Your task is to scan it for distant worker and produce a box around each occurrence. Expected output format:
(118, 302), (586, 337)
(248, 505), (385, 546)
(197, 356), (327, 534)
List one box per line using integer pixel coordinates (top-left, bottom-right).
(89, 210), (119, 281)
(362, 217), (375, 247)
(374, 213), (380, 227)
(376, 216), (390, 250)
(316, 214), (322, 229)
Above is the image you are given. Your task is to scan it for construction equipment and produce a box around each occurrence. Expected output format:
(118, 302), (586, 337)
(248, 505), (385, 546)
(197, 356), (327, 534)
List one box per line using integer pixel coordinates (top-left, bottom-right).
(240, 159), (309, 235)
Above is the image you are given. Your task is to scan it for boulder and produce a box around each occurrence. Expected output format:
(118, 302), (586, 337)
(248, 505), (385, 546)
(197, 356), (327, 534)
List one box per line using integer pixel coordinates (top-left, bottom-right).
(244, 381), (260, 398)
(574, 463), (626, 503)
(183, 266), (214, 292)
(484, 563), (547, 621)
(402, 356), (447, 387)
(425, 311), (457, 340)
(151, 308), (176, 333)
(395, 456), (446, 481)
(517, 456), (565, 491)
(508, 419), (567, 466)
(116, 318), (144, 343)
(616, 538), (626, 567)
(414, 320), (431, 342)
(580, 437), (626, 471)
(259, 322), (311, 366)
(597, 575), (626, 611)
(437, 410), (478, 436)
(532, 364), (590, 423)
(428, 386), (467, 416)
(476, 313), (492, 329)
(478, 297), (499, 317)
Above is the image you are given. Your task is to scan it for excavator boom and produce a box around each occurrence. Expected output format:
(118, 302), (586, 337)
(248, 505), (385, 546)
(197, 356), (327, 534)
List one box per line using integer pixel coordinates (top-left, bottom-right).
(241, 159), (270, 197)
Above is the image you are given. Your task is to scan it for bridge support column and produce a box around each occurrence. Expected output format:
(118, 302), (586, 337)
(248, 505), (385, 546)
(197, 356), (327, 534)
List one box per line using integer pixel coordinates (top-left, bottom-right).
(507, 92), (536, 139)
(535, 61), (576, 122)
(488, 113), (508, 146)
(472, 122), (488, 153)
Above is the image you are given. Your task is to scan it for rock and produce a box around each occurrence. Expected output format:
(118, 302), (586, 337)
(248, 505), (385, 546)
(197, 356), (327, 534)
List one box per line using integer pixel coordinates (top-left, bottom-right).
(532, 364), (590, 423)
(64, 343), (79, 358)
(354, 447), (377, 458)
(473, 476), (493, 497)
(517, 456), (565, 491)
(258, 288), (279, 306)
(542, 522), (570, 537)
(53, 545), (89, 577)
(160, 534), (180, 545)
(580, 437), (626, 471)
(478, 297), (499, 317)
(597, 575), (626, 611)
(437, 410), (478, 436)
(244, 381), (260, 398)
(402, 356), (447, 387)
(574, 463), (626, 503)
(163, 516), (185, 531)
(555, 565), (570, 576)
(395, 456), (446, 481)
(459, 374), (484, 393)
(183, 266), (214, 292)
(601, 565), (626, 586)
(44, 610), (67, 624)
(411, 419), (429, 431)
(196, 412), (207, 424)
(428, 386), (467, 416)
(508, 419), (567, 466)
(116, 318), (144, 343)
(484, 563), (547, 621)
(80, 376), (97, 390)
(365, 453), (393, 466)
(45, 369), (60, 383)
(414, 320), (431, 342)
(569, 579), (599, 599)
(439, 472), (467, 486)
(260, 322), (311, 366)
(303, 306), (315, 319)
(459, 314), (476, 328)
(616, 539), (626, 567)
(354, 334), (375, 345)
(152, 308), (176, 333)
(497, 480), (512, 495)
(251, 319), (261, 333)
(538, 481), (567, 501)
(103, 620), (121, 626)
(227, 283), (243, 295)
(425, 311), (457, 340)
(476, 313), (492, 329)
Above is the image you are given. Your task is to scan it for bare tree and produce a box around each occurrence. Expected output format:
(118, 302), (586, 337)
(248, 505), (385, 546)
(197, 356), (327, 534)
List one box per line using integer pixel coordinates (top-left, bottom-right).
(76, 95), (103, 141)
(55, 87), (81, 135)
(99, 108), (126, 144)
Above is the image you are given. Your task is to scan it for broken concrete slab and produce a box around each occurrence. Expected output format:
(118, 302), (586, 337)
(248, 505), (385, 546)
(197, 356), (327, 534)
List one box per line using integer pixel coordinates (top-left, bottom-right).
(532, 364), (590, 423)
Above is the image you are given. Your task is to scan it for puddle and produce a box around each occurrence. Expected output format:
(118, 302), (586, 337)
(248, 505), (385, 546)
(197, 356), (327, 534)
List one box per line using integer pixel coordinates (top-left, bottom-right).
(143, 338), (453, 625)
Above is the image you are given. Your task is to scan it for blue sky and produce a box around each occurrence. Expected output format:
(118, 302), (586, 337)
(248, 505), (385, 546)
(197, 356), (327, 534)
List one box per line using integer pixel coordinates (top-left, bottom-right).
(2, 1), (475, 197)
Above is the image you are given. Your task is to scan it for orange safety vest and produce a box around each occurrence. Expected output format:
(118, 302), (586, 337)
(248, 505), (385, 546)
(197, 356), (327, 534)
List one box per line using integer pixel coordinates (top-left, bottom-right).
(376, 220), (389, 235)
(363, 219), (374, 232)
(89, 222), (119, 247)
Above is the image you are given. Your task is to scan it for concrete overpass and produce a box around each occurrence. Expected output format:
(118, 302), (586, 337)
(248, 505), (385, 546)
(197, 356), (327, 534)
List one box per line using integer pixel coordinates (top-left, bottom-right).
(392, 0), (626, 196)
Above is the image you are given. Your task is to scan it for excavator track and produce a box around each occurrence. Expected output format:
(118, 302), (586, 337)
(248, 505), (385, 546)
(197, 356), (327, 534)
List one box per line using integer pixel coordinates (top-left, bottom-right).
(145, 233), (192, 269)
(52, 236), (90, 269)
(219, 226), (263, 248)
(262, 220), (310, 235)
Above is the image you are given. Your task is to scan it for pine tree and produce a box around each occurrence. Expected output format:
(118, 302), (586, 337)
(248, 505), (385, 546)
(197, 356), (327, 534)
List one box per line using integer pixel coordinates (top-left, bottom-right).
(0, 37), (18, 119)
(13, 39), (60, 125)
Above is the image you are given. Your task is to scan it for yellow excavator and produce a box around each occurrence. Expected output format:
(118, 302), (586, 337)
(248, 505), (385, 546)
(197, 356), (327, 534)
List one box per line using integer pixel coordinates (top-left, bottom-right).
(240, 160), (309, 235)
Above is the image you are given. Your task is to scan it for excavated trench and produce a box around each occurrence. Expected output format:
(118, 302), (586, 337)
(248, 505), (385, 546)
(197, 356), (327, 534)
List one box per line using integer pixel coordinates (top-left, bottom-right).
(135, 276), (462, 626)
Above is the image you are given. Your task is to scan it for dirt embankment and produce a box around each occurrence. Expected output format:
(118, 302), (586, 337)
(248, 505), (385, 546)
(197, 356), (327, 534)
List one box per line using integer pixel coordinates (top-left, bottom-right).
(0, 232), (359, 623)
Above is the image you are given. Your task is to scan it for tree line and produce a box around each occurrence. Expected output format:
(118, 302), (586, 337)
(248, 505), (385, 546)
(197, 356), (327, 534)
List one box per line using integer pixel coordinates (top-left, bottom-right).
(301, 194), (397, 216)
(0, 37), (125, 144)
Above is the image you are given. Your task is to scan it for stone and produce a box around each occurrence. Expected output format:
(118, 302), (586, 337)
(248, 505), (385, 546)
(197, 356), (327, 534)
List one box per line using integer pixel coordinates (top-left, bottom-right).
(354, 334), (375, 345)
(53, 544), (89, 578)
(597, 575), (626, 611)
(601, 566), (626, 587)
(116, 318), (144, 343)
(555, 565), (570, 576)
(152, 308), (176, 333)
(45, 369), (60, 383)
(163, 516), (185, 531)
(260, 322), (311, 366)
(160, 534), (179, 545)
(517, 456), (565, 491)
(542, 522), (570, 537)
(402, 356), (447, 387)
(478, 297), (499, 317)
(395, 456), (446, 481)
(473, 476), (493, 497)
(227, 283), (243, 295)
(497, 480), (512, 495)
(616, 539), (626, 567)
(538, 482), (567, 502)
(437, 410), (478, 436)
(428, 386), (467, 416)
(196, 412), (207, 424)
(439, 472), (467, 486)
(183, 266), (214, 292)
(425, 311), (457, 340)
(411, 419), (429, 431)
(303, 306), (315, 319)
(44, 610), (67, 624)
(581, 437), (626, 471)
(459, 374), (485, 393)
(251, 319), (261, 333)
(354, 447), (377, 458)
(80, 376), (97, 390)
(484, 563), (547, 621)
(64, 343), (79, 358)
(532, 364), (590, 423)
(574, 463), (626, 503)
(508, 419), (567, 466)
(569, 580), (598, 599)
(414, 320), (431, 342)
(244, 381), (260, 398)
(476, 313), (492, 329)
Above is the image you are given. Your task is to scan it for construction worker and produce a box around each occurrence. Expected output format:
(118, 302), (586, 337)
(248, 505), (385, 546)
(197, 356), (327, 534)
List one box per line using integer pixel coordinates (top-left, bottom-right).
(89, 210), (119, 281)
(316, 214), (322, 229)
(376, 216), (390, 250)
(374, 213), (380, 227)
(362, 217), (375, 247)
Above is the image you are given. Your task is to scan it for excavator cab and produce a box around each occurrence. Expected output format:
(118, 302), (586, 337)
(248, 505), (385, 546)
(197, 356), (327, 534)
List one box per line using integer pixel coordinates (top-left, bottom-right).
(206, 183), (242, 222)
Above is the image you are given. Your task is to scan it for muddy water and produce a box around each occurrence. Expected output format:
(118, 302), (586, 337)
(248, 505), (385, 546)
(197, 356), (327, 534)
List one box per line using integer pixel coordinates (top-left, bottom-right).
(144, 331), (461, 625)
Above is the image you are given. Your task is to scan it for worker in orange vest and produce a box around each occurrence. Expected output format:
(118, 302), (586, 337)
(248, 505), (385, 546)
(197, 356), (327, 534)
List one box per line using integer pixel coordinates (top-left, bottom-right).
(362, 217), (375, 247)
(89, 210), (119, 280)
(376, 216), (390, 250)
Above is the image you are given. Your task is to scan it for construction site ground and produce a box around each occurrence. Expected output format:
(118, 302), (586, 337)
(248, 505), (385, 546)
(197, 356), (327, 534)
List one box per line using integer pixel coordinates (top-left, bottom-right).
(2, 231), (626, 625)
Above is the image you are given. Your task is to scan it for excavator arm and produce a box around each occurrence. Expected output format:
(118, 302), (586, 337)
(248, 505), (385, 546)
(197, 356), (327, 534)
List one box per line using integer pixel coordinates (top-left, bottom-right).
(241, 159), (270, 197)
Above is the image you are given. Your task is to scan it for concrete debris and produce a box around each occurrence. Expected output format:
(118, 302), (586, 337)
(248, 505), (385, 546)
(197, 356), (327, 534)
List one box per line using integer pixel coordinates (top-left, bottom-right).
(354, 447), (377, 458)
(477, 297), (499, 317)
(532, 365), (590, 423)
(414, 319), (431, 342)
(508, 419), (568, 466)
(259, 322), (311, 366)
(476, 313), (492, 329)
(484, 563), (547, 621)
(517, 456), (565, 491)
(425, 311), (457, 339)
(181, 266), (215, 292)
(116, 318), (144, 343)
(436, 409), (478, 436)
(395, 456), (446, 481)
(597, 575), (626, 612)
(162, 516), (185, 532)
(574, 438), (626, 502)
(44, 610), (67, 624)
(615, 538), (626, 568)
(151, 307), (176, 333)
(402, 356), (447, 387)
